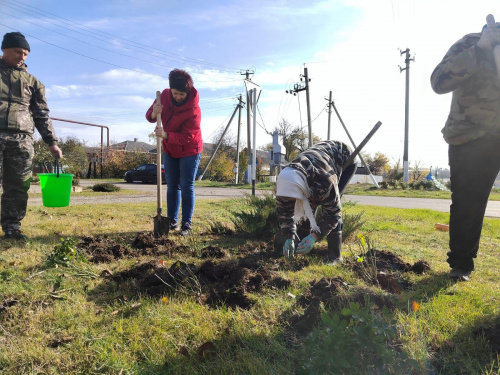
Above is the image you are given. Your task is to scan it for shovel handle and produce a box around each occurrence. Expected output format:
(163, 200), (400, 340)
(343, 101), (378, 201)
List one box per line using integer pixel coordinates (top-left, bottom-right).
(156, 91), (163, 216)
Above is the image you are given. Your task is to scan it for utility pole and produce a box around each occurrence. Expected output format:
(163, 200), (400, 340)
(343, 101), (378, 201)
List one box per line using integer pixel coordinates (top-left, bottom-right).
(286, 66), (313, 147)
(303, 67), (312, 147)
(240, 69), (254, 183)
(325, 91), (333, 140)
(235, 94), (243, 184)
(399, 48), (415, 183)
(198, 101), (243, 181)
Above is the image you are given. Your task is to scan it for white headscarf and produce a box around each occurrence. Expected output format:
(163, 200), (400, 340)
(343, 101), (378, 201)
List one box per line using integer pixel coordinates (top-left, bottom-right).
(276, 167), (320, 233)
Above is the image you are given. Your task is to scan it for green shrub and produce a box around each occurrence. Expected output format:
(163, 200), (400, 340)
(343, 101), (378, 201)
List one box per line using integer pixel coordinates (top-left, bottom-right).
(92, 183), (121, 192)
(231, 193), (278, 239)
(299, 295), (419, 375)
(379, 181), (388, 189)
(342, 201), (365, 242)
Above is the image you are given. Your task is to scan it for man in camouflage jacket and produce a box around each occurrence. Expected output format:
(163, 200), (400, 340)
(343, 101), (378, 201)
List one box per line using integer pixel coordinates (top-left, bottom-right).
(276, 140), (357, 264)
(431, 20), (500, 281)
(0, 32), (63, 240)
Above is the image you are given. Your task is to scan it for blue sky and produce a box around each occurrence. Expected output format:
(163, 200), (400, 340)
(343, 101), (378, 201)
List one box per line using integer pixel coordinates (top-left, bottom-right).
(1, 0), (499, 168)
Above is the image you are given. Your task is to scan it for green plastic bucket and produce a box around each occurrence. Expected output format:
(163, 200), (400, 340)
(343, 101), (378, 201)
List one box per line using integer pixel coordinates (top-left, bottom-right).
(38, 173), (74, 207)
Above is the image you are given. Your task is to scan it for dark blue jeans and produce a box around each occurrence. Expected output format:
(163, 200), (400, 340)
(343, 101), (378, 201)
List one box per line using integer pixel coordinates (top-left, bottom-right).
(448, 136), (500, 272)
(163, 153), (201, 226)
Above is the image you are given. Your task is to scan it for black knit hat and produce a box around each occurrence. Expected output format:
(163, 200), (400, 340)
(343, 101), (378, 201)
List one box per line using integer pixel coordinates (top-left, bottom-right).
(1, 32), (30, 52)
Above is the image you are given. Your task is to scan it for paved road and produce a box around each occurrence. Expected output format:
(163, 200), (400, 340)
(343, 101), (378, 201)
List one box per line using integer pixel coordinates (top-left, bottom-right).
(28, 180), (500, 218)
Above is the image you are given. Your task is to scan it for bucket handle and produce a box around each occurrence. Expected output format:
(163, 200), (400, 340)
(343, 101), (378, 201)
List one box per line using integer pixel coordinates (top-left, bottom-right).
(54, 157), (60, 178)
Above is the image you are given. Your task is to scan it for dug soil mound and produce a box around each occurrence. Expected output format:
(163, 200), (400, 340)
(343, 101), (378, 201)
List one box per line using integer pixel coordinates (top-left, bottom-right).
(345, 249), (431, 293)
(109, 252), (291, 310)
(77, 232), (181, 263)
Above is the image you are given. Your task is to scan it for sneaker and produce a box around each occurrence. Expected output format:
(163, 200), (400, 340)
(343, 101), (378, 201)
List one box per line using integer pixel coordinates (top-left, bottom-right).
(449, 268), (471, 282)
(4, 229), (28, 241)
(169, 220), (178, 231)
(180, 222), (192, 237)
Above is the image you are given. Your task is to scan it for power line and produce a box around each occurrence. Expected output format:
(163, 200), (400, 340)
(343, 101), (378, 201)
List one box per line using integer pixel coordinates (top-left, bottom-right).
(2, 0), (241, 74)
(0, 22), (242, 84)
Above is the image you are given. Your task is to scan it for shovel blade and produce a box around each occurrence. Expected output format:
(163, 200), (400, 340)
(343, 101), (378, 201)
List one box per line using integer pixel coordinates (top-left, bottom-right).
(154, 215), (170, 238)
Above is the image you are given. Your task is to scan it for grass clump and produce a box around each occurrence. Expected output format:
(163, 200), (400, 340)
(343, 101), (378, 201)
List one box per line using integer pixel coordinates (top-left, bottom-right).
(92, 183), (121, 192)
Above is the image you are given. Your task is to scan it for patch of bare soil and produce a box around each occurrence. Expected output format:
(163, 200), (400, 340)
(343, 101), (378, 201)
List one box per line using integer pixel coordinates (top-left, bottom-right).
(286, 277), (349, 336)
(109, 249), (291, 310)
(345, 249), (431, 293)
(77, 232), (180, 263)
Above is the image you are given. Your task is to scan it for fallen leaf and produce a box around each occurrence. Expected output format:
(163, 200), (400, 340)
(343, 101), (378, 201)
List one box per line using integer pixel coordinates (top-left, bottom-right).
(411, 300), (420, 312)
(159, 259), (165, 266)
(110, 310), (119, 316)
(286, 292), (296, 299)
(161, 296), (169, 305)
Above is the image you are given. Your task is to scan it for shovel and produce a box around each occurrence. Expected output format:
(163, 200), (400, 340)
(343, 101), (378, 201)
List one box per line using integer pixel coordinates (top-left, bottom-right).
(153, 91), (170, 237)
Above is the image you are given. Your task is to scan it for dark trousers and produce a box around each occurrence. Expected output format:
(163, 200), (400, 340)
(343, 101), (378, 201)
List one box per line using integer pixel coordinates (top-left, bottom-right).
(0, 133), (34, 232)
(296, 162), (357, 241)
(448, 136), (500, 272)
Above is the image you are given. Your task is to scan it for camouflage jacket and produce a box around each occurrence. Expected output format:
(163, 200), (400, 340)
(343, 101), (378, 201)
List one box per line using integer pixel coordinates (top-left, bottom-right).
(431, 33), (500, 145)
(276, 140), (352, 239)
(0, 58), (58, 145)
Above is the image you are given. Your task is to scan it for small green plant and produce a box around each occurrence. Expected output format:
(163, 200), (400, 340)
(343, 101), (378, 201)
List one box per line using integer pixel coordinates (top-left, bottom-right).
(92, 183), (121, 192)
(347, 234), (378, 285)
(45, 238), (86, 267)
(299, 295), (419, 374)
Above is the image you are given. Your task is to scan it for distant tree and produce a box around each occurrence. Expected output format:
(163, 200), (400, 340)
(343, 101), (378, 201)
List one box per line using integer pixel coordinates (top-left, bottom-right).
(33, 138), (54, 173)
(273, 118), (321, 161)
(411, 160), (426, 181)
(102, 150), (154, 178)
(148, 131), (157, 145)
(209, 128), (238, 158)
(386, 157), (404, 181)
(203, 151), (234, 182)
(361, 152), (390, 175)
(59, 136), (88, 178)
(33, 136), (88, 177)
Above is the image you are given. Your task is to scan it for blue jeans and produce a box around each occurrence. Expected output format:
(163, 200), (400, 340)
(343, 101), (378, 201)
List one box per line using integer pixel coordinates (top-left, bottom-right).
(163, 152), (201, 225)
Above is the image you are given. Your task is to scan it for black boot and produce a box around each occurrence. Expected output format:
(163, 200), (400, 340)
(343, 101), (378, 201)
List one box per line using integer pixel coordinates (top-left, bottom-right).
(327, 231), (343, 265)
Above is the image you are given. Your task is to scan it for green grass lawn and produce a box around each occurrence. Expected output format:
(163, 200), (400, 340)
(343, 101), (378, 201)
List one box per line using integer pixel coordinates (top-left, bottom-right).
(1, 197), (498, 374)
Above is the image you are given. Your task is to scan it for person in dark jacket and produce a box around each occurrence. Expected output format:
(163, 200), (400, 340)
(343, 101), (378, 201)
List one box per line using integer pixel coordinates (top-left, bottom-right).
(146, 69), (202, 236)
(275, 140), (357, 264)
(0, 32), (63, 241)
(431, 18), (500, 281)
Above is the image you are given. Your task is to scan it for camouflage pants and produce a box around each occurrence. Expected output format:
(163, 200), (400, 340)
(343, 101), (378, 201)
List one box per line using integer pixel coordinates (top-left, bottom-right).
(0, 133), (33, 232)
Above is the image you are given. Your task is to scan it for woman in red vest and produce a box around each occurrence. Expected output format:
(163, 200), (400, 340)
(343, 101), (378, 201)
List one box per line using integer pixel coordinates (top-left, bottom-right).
(146, 69), (203, 236)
